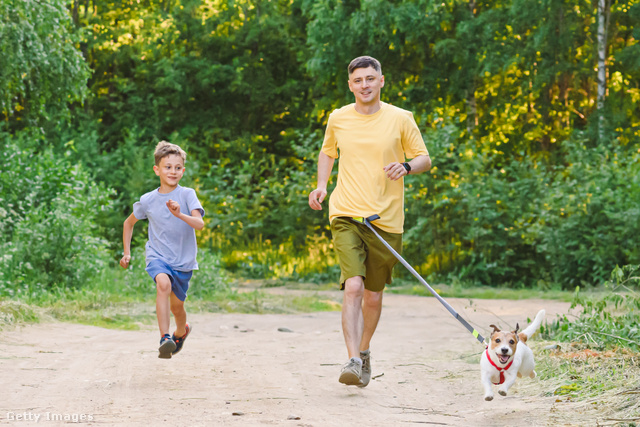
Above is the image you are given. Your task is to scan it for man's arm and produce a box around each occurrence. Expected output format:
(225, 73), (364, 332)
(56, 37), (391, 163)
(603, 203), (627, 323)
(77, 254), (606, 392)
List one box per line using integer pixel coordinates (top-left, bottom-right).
(383, 154), (431, 181)
(166, 200), (205, 230)
(120, 213), (138, 269)
(308, 151), (336, 210)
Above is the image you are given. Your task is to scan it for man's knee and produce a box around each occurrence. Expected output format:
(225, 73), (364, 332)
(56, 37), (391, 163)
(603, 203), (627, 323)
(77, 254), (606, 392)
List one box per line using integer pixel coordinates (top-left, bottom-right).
(343, 276), (364, 297)
(363, 290), (383, 309)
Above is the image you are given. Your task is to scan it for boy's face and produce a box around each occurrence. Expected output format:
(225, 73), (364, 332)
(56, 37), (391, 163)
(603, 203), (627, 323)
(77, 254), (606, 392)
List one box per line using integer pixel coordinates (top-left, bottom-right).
(348, 66), (384, 106)
(153, 154), (185, 189)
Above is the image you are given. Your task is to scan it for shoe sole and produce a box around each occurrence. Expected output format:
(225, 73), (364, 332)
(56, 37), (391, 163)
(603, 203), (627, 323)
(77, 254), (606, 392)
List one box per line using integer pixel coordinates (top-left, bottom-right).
(158, 340), (176, 359)
(358, 372), (371, 388)
(339, 371), (362, 386)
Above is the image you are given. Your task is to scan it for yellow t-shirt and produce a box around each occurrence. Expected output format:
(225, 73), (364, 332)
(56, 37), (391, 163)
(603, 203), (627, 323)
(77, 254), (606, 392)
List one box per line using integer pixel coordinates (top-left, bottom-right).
(321, 102), (429, 233)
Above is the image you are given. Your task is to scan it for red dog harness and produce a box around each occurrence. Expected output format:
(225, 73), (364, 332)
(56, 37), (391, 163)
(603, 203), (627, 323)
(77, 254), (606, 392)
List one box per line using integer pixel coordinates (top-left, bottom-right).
(485, 349), (513, 385)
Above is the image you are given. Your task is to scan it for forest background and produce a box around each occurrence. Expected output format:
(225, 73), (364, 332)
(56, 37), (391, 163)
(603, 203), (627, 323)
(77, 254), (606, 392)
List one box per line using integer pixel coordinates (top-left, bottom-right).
(1, 0), (640, 298)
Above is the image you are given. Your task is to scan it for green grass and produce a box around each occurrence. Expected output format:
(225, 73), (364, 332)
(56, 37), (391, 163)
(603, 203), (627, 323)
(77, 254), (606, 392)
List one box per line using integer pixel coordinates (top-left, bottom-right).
(386, 279), (575, 301)
(0, 248), (343, 330)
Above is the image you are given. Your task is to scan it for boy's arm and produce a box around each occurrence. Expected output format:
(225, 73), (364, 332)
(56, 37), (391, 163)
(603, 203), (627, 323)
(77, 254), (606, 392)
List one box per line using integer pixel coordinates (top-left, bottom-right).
(120, 213), (138, 269)
(166, 200), (205, 230)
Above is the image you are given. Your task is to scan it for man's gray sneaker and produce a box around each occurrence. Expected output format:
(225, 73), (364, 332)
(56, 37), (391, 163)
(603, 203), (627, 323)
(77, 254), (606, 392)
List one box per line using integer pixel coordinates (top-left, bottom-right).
(358, 350), (371, 387)
(339, 358), (363, 386)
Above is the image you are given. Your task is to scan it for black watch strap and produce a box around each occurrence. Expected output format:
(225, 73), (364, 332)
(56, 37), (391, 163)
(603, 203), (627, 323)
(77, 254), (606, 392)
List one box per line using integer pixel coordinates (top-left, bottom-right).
(402, 162), (411, 174)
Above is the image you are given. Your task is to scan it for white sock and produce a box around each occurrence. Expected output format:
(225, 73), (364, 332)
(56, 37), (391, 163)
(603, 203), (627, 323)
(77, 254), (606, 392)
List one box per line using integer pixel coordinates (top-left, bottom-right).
(351, 357), (363, 366)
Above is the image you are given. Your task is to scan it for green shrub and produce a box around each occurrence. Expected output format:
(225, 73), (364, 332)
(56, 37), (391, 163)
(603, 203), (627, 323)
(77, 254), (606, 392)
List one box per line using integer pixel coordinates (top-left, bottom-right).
(0, 137), (114, 296)
(404, 128), (640, 289)
(543, 265), (640, 351)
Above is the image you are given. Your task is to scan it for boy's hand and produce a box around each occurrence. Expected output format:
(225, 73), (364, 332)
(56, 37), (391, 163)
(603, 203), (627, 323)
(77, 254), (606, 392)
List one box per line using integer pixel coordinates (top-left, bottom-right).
(120, 255), (131, 269)
(167, 199), (181, 217)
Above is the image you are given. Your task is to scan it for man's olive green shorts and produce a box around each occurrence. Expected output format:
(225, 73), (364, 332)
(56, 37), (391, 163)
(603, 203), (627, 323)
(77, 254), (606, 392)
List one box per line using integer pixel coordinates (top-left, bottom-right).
(330, 217), (402, 292)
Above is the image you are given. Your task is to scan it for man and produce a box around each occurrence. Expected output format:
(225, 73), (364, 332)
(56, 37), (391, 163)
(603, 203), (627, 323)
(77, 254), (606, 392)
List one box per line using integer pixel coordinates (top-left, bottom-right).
(308, 56), (431, 387)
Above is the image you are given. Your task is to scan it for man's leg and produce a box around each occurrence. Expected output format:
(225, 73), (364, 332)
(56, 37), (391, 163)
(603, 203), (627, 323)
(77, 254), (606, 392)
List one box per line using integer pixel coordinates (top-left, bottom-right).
(170, 292), (187, 338)
(342, 276), (365, 359)
(339, 276), (366, 385)
(360, 289), (383, 352)
(155, 273), (172, 336)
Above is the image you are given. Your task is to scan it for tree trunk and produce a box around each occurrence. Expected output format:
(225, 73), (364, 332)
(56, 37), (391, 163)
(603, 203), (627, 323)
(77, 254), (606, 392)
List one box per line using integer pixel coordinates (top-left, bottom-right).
(596, 0), (610, 143)
(466, 1), (478, 134)
(72, 0), (79, 26)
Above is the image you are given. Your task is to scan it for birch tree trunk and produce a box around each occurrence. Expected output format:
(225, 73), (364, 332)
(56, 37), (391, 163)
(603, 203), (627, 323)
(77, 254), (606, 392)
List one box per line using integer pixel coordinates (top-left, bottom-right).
(596, 0), (610, 143)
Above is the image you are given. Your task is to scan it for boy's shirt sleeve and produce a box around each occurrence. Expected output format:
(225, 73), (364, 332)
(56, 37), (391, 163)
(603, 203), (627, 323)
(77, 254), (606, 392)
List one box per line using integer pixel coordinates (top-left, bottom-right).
(186, 189), (205, 217)
(133, 198), (147, 220)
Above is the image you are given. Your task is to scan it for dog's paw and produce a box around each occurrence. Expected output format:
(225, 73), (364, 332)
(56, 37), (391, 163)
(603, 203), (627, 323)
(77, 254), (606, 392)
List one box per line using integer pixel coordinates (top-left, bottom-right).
(484, 395), (494, 401)
(498, 389), (507, 396)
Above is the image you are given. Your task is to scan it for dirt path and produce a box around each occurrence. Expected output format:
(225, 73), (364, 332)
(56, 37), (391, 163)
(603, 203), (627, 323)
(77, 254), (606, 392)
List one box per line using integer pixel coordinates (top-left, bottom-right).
(1, 293), (589, 426)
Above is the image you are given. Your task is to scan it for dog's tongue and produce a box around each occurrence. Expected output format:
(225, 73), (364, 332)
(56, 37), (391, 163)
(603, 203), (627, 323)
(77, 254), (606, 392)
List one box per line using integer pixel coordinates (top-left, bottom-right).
(499, 355), (510, 364)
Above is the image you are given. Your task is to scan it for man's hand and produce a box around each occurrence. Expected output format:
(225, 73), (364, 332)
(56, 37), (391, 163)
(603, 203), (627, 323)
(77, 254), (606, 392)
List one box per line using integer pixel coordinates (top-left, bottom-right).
(383, 162), (408, 181)
(120, 255), (131, 269)
(167, 199), (181, 217)
(309, 188), (327, 210)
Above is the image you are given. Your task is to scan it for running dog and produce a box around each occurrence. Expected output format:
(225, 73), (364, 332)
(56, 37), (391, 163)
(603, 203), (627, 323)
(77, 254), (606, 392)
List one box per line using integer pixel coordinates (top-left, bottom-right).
(481, 309), (546, 401)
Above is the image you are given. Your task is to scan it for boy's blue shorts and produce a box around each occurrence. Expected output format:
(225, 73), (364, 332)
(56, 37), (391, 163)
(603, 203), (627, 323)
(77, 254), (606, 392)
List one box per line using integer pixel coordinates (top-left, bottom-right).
(145, 259), (192, 302)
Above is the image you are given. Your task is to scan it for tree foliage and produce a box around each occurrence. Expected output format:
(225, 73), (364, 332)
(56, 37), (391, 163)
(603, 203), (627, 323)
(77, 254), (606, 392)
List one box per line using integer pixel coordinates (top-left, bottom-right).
(0, 136), (114, 295)
(1, 0), (639, 289)
(0, 0), (89, 132)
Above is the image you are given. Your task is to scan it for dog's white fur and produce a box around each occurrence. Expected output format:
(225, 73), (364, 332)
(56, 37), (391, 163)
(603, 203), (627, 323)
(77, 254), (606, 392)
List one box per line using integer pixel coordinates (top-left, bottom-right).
(480, 309), (545, 401)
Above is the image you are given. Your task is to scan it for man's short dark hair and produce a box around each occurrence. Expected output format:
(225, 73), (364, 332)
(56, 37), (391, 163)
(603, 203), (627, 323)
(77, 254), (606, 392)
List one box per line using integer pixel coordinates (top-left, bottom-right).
(348, 56), (382, 75)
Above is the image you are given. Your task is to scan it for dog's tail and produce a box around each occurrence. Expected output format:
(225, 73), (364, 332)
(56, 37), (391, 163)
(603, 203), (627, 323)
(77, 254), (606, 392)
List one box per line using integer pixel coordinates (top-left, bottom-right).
(519, 309), (546, 341)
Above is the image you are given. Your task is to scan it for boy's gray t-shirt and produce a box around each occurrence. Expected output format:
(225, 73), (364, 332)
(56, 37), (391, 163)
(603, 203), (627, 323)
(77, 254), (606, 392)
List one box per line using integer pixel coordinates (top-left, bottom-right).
(133, 185), (205, 271)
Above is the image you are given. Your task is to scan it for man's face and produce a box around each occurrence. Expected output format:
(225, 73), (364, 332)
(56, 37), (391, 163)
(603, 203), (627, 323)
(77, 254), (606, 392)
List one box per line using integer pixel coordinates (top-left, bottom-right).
(153, 154), (185, 188)
(348, 66), (384, 106)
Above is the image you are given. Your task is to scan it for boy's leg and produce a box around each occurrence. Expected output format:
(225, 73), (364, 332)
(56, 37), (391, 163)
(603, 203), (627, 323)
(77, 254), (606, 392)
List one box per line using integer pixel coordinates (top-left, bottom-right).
(170, 292), (187, 338)
(155, 273), (172, 336)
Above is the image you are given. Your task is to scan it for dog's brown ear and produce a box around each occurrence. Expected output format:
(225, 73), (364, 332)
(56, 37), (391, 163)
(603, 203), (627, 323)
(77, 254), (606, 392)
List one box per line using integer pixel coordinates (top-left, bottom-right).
(489, 324), (501, 334)
(513, 323), (520, 341)
(518, 332), (528, 343)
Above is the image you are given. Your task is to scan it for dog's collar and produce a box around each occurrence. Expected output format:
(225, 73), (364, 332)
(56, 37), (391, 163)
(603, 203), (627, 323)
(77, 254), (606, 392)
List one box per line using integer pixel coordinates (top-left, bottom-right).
(485, 348), (513, 385)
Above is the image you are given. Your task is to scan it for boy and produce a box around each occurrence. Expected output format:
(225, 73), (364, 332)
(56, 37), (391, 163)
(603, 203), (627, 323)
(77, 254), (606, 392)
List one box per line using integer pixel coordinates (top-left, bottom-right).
(120, 141), (205, 359)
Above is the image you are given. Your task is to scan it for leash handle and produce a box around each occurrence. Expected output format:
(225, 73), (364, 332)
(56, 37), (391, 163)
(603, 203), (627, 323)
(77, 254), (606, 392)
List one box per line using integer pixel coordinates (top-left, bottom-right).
(358, 215), (486, 345)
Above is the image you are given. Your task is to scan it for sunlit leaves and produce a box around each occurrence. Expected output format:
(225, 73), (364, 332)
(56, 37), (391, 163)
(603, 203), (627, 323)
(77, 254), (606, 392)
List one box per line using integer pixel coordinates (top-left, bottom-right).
(0, 0), (90, 131)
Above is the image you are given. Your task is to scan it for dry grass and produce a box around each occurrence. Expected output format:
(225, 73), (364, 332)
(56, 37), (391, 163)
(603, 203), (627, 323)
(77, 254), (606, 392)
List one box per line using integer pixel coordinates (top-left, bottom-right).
(528, 342), (640, 426)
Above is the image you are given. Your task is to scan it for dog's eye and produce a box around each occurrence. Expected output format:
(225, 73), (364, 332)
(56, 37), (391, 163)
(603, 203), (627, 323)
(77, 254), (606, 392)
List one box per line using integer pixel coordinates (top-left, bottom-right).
(495, 339), (500, 343)
(509, 339), (515, 345)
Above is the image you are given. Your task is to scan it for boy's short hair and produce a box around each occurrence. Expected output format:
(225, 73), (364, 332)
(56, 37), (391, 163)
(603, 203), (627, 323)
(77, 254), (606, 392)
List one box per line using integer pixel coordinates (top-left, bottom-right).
(348, 56), (382, 75)
(154, 141), (186, 165)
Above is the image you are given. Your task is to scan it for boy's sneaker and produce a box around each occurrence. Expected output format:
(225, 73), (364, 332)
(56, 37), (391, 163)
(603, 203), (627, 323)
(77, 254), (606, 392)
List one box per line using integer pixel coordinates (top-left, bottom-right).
(339, 358), (363, 386)
(158, 334), (176, 359)
(358, 349), (371, 387)
(171, 323), (192, 355)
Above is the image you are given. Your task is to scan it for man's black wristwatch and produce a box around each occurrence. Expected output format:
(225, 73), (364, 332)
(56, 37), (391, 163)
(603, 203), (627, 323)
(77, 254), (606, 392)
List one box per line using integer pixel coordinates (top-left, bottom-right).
(402, 162), (411, 174)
